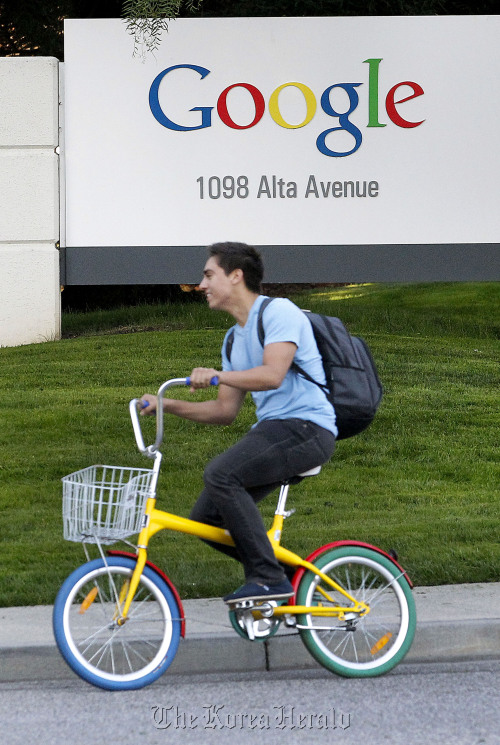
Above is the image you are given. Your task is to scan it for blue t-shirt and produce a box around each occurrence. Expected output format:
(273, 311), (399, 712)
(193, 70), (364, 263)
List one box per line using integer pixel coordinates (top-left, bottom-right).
(221, 296), (337, 436)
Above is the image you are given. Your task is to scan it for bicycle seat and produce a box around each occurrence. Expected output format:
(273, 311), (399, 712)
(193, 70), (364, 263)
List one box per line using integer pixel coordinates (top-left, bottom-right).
(298, 465), (322, 478)
(283, 465), (322, 485)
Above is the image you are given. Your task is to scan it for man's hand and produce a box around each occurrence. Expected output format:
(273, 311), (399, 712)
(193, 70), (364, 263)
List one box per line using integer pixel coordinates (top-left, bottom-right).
(188, 367), (220, 391)
(139, 394), (158, 415)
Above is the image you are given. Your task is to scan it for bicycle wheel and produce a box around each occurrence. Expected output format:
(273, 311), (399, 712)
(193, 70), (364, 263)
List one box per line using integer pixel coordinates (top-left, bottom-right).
(53, 556), (182, 690)
(296, 546), (416, 677)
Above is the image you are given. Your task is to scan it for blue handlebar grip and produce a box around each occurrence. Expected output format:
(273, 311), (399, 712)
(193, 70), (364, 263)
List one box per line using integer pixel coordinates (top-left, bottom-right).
(140, 400), (150, 409)
(185, 376), (219, 386)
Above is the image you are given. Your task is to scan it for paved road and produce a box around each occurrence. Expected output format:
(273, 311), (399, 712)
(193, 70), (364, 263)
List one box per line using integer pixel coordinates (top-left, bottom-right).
(2, 660), (499, 745)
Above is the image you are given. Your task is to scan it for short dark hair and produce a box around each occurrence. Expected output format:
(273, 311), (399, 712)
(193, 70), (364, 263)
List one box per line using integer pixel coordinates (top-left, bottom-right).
(208, 242), (264, 293)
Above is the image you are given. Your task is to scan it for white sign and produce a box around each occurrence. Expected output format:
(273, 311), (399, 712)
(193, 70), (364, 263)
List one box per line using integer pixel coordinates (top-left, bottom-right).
(63, 16), (500, 248)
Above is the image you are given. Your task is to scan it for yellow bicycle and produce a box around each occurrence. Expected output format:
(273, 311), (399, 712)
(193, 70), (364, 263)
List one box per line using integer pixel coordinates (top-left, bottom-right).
(53, 377), (416, 690)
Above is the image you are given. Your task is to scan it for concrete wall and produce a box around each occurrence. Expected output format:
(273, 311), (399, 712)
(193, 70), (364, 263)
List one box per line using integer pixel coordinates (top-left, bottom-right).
(0, 57), (61, 347)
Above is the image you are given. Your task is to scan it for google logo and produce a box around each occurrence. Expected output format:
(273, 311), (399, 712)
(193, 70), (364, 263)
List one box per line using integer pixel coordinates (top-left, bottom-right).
(149, 60), (425, 158)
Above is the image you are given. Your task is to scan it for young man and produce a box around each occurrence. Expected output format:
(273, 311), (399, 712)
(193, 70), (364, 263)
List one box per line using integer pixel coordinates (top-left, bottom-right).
(140, 242), (337, 604)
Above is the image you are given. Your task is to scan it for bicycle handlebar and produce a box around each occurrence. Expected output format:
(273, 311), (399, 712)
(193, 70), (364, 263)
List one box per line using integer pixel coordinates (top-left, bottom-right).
(129, 376), (219, 457)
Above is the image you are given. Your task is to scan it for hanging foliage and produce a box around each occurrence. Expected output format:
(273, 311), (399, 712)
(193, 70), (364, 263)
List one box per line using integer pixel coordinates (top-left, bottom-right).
(121, 0), (201, 57)
(1, 0), (497, 59)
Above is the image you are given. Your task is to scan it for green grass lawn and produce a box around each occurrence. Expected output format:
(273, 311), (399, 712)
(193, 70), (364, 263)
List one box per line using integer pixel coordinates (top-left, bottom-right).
(0, 282), (498, 606)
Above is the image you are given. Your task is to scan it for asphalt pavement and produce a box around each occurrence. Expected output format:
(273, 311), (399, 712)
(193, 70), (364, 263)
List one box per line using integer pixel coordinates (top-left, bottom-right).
(1, 582), (500, 683)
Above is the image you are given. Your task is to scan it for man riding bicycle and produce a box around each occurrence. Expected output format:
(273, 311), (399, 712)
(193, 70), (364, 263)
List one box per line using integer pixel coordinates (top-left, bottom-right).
(141, 242), (337, 604)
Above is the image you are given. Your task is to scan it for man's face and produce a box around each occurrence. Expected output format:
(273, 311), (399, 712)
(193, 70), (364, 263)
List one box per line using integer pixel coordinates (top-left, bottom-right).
(199, 256), (235, 311)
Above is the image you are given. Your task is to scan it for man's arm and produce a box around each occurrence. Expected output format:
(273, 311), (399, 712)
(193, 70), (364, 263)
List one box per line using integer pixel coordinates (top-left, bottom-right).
(189, 341), (297, 392)
(140, 382), (246, 426)
(141, 341), (296, 424)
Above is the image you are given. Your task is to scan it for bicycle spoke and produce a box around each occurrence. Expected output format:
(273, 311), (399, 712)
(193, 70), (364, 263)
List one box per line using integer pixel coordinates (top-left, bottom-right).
(296, 548), (415, 676)
(54, 559), (182, 688)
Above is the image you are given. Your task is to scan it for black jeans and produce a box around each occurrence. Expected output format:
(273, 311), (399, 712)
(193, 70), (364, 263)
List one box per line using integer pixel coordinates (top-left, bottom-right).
(189, 419), (336, 585)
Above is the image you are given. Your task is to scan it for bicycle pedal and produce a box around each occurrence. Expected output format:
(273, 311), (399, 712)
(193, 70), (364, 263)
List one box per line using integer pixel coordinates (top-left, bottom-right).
(228, 598), (256, 610)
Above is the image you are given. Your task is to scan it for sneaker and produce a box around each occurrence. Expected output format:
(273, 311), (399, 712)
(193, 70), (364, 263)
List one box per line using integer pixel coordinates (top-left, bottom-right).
(223, 579), (294, 605)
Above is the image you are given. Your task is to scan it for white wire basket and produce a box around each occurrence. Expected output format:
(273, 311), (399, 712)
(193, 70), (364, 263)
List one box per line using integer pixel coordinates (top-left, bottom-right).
(62, 465), (155, 545)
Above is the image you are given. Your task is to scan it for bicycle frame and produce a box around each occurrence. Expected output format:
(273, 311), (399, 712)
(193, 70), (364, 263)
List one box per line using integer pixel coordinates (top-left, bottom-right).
(117, 487), (370, 624)
(114, 377), (372, 626)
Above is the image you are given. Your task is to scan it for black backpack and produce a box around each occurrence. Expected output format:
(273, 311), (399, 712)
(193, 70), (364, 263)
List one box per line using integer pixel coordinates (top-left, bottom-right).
(225, 297), (383, 440)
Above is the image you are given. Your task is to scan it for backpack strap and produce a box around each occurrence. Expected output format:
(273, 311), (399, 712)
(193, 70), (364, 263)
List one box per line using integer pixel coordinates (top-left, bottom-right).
(259, 299), (327, 394)
(256, 296), (275, 345)
(290, 359), (329, 395)
(225, 329), (235, 362)
(259, 298), (327, 396)
(225, 297), (327, 396)
(224, 296), (275, 363)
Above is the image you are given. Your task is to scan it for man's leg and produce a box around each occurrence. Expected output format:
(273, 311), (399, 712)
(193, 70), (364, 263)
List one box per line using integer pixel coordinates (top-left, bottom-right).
(189, 482), (278, 565)
(190, 419), (335, 590)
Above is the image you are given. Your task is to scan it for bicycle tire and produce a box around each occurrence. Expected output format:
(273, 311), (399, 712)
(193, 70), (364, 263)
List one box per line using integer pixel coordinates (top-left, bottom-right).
(53, 556), (181, 690)
(296, 546), (416, 677)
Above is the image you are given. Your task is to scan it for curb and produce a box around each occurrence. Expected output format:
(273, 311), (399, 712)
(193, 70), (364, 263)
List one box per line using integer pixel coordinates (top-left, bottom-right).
(2, 618), (500, 684)
(2, 584), (500, 683)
